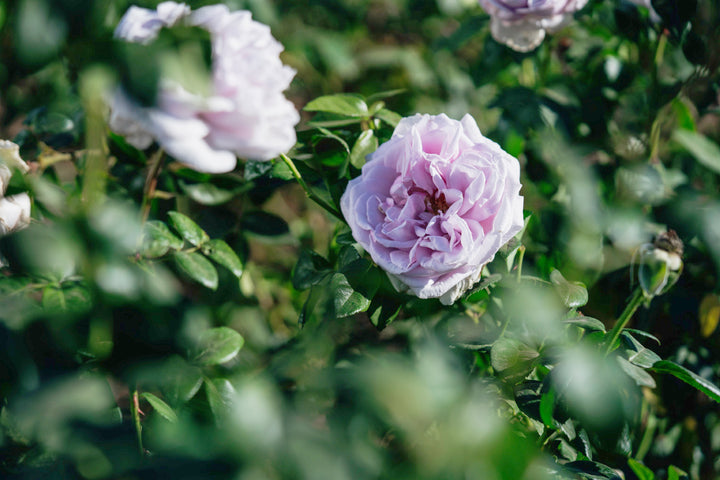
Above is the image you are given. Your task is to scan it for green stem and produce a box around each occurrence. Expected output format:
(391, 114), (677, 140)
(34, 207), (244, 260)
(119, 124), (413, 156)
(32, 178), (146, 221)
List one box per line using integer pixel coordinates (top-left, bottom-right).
(280, 154), (344, 221)
(131, 388), (144, 456)
(605, 287), (645, 355)
(515, 245), (526, 283)
(140, 150), (165, 224)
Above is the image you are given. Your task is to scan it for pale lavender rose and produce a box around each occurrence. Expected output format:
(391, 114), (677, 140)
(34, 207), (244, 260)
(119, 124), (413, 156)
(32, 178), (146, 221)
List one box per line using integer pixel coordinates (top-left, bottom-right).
(109, 2), (300, 173)
(340, 114), (524, 305)
(478, 0), (589, 52)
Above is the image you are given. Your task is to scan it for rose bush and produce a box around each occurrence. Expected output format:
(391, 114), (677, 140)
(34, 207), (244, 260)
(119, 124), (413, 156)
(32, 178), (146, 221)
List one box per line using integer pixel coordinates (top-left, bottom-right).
(340, 114), (524, 305)
(477, 0), (588, 52)
(109, 2), (299, 173)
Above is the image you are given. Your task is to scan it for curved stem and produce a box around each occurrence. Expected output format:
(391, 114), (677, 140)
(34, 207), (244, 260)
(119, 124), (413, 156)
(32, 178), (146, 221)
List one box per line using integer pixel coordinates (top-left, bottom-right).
(140, 150), (165, 224)
(280, 154), (344, 221)
(605, 287), (645, 355)
(131, 388), (144, 456)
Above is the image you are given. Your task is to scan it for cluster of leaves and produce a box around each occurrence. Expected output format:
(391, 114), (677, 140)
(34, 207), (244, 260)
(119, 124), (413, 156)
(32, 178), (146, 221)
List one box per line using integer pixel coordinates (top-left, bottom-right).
(2, 0), (720, 479)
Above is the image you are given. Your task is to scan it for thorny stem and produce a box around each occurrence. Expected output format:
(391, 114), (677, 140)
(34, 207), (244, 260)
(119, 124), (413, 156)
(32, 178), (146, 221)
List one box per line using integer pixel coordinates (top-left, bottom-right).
(604, 287), (645, 355)
(140, 150), (165, 224)
(280, 153), (344, 221)
(131, 388), (144, 456)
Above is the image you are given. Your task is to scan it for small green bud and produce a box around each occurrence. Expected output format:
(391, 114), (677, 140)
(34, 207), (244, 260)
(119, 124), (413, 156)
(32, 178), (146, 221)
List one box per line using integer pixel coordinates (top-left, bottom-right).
(636, 230), (683, 299)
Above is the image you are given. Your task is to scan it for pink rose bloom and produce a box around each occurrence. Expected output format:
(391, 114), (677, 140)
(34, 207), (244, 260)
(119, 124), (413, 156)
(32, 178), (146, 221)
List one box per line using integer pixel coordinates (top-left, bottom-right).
(109, 2), (299, 173)
(478, 0), (589, 52)
(340, 114), (524, 305)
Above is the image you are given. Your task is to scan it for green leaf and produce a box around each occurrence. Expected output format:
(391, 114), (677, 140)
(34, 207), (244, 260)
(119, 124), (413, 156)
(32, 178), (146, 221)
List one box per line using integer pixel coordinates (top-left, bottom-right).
(179, 181), (239, 206)
(672, 129), (720, 175)
(563, 460), (622, 480)
(617, 356), (656, 388)
(241, 211), (290, 237)
(41, 284), (92, 313)
(349, 130), (378, 169)
(202, 239), (243, 278)
(628, 458), (654, 480)
(168, 211), (209, 247)
(205, 378), (235, 420)
(173, 251), (218, 290)
(374, 108), (402, 127)
(550, 269), (588, 308)
(244, 160), (273, 180)
(292, 249), (331, 290)
(564, 316), (606, 332)
(193, 327), (244, 366)
(329, 273), (370, 317)
(490, 338), (538, 372)
(161, 357), (204, 405)
(539, 386), (556, 428)
(368, 295), (402, 329)
(667, 465), (689, 480)
(143, 220), (184, 257)
(304, 94), (369, 117)
(140, 392), (178, 423)
(651, 360), (720, 403)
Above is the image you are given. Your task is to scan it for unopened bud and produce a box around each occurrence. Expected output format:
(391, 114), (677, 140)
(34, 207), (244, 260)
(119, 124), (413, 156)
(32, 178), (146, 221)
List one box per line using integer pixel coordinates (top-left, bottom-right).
(637, 230), (683, 299)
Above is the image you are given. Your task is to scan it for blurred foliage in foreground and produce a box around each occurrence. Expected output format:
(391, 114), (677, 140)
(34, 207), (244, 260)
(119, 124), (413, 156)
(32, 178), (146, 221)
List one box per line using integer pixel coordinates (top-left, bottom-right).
(2, 0), (720, 479)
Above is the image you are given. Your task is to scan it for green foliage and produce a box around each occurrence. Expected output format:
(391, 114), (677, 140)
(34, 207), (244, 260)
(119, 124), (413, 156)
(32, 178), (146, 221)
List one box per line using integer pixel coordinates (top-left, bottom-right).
(2, 0), (720, 479)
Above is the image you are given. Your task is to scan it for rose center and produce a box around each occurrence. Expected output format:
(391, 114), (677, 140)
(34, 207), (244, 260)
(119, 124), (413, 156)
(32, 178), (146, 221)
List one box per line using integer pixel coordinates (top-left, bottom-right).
(426, 192), (449, 215)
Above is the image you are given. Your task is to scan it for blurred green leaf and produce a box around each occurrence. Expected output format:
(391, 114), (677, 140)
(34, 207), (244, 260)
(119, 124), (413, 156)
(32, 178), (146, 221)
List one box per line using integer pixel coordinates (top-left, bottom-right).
(292, 249), (331, 290)
(329, 273), (370, 317)
(168, 211), (210, 247)
(304, 94), (369, 117)
(550, 270), (588, 308)
(564, 316), (606, 332)
(651, 360), (720, 403)
(179, 182), (239, 206)
(668, 465), (689, 480)
(374, 108), (402, 127)
(617, 357), (656, 388)
(672, 130), (720, 175)
(141, 392), (178, 423)
(349, 130), (378, 169)
(205, 378), (235, 421)
(491, 338), (538, 372)
(202, 239), (243, 278)
(628, 459), (654, 480)
(143, 220), (184, 257)
(41, 283), (91, 314)
(193, 327), (244, 366)
(563, 460), (622, 479)
(173, 251), (218, 290)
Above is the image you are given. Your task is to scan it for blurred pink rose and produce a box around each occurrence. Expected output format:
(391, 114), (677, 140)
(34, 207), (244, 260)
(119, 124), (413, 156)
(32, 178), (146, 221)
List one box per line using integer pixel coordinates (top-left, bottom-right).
(340, 114), (524, 305)
(478, 0), (588, 52)
(109, 2), (299, 173)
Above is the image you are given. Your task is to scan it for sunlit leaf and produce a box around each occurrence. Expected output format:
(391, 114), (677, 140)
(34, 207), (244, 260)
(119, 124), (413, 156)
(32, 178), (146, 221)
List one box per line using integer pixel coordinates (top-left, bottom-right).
(329, 273), (370, 317)
(349, 130), (377, 169)
(168, 211), (209, 247)
(673, 130), (720, 175)
(193, 327), (244, 366)
(140, 392), (178, 423)
(304, 94), (369, 117)
(699, 294), (720, 338)
(202, 239), (243, 278)
(651, 360), (720, 403)
(550, 270), (588, 308)
(173, 251), (218, 290)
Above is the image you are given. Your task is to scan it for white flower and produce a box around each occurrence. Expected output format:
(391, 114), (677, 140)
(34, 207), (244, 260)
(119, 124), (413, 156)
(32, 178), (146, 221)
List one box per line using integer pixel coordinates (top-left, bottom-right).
(110, 2), (300, 173)
(478, 0), (589, 52)
(0, 193), (31, 236)
(0, 140), (30, 195)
